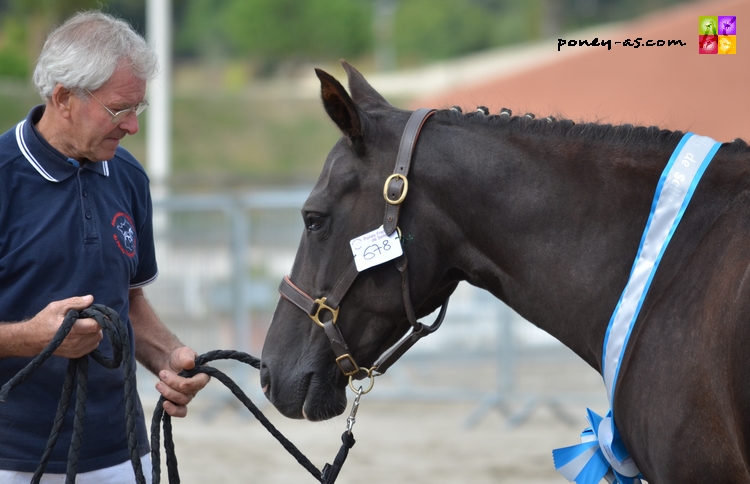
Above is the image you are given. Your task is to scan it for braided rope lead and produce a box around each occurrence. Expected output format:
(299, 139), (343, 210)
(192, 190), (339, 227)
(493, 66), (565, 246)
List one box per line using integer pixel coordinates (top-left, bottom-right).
(0, 308), (356, 484)
(0, 304), (145, 484)
(150, 349), (357, 484)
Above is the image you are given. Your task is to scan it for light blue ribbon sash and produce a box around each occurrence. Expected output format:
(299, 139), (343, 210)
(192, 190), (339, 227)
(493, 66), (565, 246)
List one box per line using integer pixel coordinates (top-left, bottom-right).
(553, 133), (721, 483)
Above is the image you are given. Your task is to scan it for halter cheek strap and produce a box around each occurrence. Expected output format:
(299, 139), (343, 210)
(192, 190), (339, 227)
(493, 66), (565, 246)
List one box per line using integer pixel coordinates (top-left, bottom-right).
(383, 108), (436, 235)
(277, 108), (448, 380)
(278, 268), (360, 376)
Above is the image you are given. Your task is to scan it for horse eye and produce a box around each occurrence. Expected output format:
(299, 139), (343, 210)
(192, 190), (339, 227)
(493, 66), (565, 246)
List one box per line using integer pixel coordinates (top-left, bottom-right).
(304, 213), (327, 232)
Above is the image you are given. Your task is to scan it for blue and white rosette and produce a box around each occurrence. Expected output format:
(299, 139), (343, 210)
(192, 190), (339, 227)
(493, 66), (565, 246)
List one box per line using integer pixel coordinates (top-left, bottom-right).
(553, 408), (640, 484)
(553, 133), (721, 484)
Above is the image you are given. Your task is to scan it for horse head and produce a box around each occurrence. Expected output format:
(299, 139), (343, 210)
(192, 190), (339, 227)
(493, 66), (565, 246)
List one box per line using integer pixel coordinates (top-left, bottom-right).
(255, 56), (750, 482)
(260, 62), (458, 421)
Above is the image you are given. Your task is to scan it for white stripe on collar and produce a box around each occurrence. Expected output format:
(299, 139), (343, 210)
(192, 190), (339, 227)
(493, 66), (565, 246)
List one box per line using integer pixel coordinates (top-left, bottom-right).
(16, 120), (58, 182)
(15, 120), (111, 180)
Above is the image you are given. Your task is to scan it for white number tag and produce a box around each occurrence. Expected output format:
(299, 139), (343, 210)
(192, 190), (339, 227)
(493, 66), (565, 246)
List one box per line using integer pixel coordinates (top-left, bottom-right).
(350, 226), (403, 272)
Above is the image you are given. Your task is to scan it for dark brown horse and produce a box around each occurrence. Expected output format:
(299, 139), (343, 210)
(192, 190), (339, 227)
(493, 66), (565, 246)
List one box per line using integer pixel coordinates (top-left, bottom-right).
(260, 61), (750, 482)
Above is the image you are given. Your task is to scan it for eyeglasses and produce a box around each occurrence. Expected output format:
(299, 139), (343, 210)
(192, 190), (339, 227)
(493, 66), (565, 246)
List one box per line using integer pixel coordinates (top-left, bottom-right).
(85, 89), (149, 124)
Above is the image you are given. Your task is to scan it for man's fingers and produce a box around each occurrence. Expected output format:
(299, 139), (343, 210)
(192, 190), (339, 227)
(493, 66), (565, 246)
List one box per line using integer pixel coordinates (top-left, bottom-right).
(156, 381), (192, 407)
(51, 321), (102, 358)
(157, 347), (209, 418)
(155, 371), (209, 408)
(61, 294), (94, 313)
(162, 400), (188, 418)
(70, 317), (103, 335)
(169, 346), (198, 373)
(159, 368), (211, 418)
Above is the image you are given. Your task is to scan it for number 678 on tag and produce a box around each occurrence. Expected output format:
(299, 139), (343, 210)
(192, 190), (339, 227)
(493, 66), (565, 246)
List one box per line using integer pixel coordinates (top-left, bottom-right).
(350, 226), (403, 272)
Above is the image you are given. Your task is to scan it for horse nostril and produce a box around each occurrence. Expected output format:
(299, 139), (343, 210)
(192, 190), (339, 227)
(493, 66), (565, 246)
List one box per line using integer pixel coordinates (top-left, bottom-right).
(259, 361), (271, 397)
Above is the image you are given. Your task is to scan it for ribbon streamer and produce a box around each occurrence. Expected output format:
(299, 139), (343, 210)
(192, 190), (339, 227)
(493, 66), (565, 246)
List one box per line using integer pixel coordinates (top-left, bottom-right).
(553, 409), (640, 484)
(553, 133), (721, 483)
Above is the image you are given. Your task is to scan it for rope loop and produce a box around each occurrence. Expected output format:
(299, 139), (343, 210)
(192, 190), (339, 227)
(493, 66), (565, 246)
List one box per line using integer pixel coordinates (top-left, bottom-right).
(0, 304), (144, 484)
(151, 349), (357, 484)
(1, 307), (357, 484)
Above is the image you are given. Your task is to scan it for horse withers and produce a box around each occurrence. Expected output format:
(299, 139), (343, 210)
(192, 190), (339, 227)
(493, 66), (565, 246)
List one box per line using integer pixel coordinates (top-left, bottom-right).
(260, 61), (750, 482)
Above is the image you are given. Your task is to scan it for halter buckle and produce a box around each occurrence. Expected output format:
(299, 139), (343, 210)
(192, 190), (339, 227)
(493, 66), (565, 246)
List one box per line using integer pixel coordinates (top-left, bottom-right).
(335, 354), (360, 377)
(383, 174), (409, 205)
(310, 297), (339, 327)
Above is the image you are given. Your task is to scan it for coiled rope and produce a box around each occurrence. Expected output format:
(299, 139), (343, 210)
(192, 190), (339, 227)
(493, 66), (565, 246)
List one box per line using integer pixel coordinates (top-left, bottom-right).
(0, 306), (356, 484)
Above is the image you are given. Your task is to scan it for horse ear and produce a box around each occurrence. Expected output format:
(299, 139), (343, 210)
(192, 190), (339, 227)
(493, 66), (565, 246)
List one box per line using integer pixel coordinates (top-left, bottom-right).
(341, 60), (391, 109)
(315, 67), (364, 151)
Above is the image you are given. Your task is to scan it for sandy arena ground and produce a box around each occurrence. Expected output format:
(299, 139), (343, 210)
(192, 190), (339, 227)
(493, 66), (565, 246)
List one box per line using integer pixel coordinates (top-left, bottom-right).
(140, 354), (610, 484)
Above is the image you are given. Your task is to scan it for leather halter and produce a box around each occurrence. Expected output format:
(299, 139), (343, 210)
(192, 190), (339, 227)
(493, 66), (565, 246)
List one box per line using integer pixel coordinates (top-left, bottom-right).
(278, 108), (450, 380)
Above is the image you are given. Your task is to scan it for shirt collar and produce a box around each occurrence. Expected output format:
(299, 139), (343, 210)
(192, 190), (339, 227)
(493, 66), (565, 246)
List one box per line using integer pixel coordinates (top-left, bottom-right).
(16, 105), (110, 183)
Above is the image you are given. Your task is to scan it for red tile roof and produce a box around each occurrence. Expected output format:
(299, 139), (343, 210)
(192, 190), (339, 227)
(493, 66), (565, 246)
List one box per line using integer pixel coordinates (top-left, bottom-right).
(413, 0), (747, 141)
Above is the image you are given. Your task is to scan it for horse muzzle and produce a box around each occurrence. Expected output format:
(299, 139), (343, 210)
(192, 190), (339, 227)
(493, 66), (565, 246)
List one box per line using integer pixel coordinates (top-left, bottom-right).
(260, 357), (347, 421)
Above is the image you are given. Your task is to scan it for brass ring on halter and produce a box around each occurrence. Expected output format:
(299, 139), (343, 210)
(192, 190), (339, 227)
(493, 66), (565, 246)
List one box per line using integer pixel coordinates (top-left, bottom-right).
(310, 297), (339, 328)
(349, 367), (376, 395)
(383, 174), (408, 205)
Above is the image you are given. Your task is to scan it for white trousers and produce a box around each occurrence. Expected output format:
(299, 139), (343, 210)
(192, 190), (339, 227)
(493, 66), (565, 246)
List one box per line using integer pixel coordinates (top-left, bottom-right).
(0, 453), (152, 484)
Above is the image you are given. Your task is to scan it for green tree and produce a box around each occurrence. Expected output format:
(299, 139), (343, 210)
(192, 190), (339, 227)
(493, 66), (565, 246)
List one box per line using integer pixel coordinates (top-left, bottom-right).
(176, 0), (372, 71)
(174, 0), (231, 59)
(0, 0), (110, 78)
(393, 0), (494, 63)
(0, 16), (28, 78)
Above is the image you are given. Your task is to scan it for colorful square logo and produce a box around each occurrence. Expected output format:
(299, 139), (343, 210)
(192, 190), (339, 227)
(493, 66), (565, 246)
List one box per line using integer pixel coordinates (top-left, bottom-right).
(719, 16), (737, 35)
(699, 16), (718, 35)
(719, 35), (736, 54)
(699, 16), (736, 54)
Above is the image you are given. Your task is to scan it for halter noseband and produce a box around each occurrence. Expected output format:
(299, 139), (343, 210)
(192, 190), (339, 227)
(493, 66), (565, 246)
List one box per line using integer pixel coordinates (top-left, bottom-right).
(278, 108), (450, 381)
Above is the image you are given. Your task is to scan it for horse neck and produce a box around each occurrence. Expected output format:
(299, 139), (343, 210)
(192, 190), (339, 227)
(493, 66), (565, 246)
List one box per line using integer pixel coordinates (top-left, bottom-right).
(412, 119), (678, 370)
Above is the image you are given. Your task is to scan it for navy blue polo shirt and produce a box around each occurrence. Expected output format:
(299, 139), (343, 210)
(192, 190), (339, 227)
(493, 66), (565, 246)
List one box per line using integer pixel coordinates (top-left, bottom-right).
(0, 106), (157, 472)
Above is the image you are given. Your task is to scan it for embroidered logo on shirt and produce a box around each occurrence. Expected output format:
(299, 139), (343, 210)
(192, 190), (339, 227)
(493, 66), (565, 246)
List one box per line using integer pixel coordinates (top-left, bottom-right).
(111, 212), (136, 257)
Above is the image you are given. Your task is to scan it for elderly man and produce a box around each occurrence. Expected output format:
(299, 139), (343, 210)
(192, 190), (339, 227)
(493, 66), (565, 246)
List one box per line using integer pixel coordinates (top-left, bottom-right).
(0, 11), (209, 482)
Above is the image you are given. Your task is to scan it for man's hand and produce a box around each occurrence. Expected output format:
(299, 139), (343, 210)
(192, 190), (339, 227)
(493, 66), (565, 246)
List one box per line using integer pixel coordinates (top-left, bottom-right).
(129, 289), (209, 418)
(29, 295), (103, 358)
(155, 346), (210, 417)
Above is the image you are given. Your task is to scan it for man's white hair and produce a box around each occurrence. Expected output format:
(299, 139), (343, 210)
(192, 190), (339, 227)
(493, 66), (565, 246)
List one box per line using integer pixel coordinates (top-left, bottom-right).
(32, 11), (159, 100)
